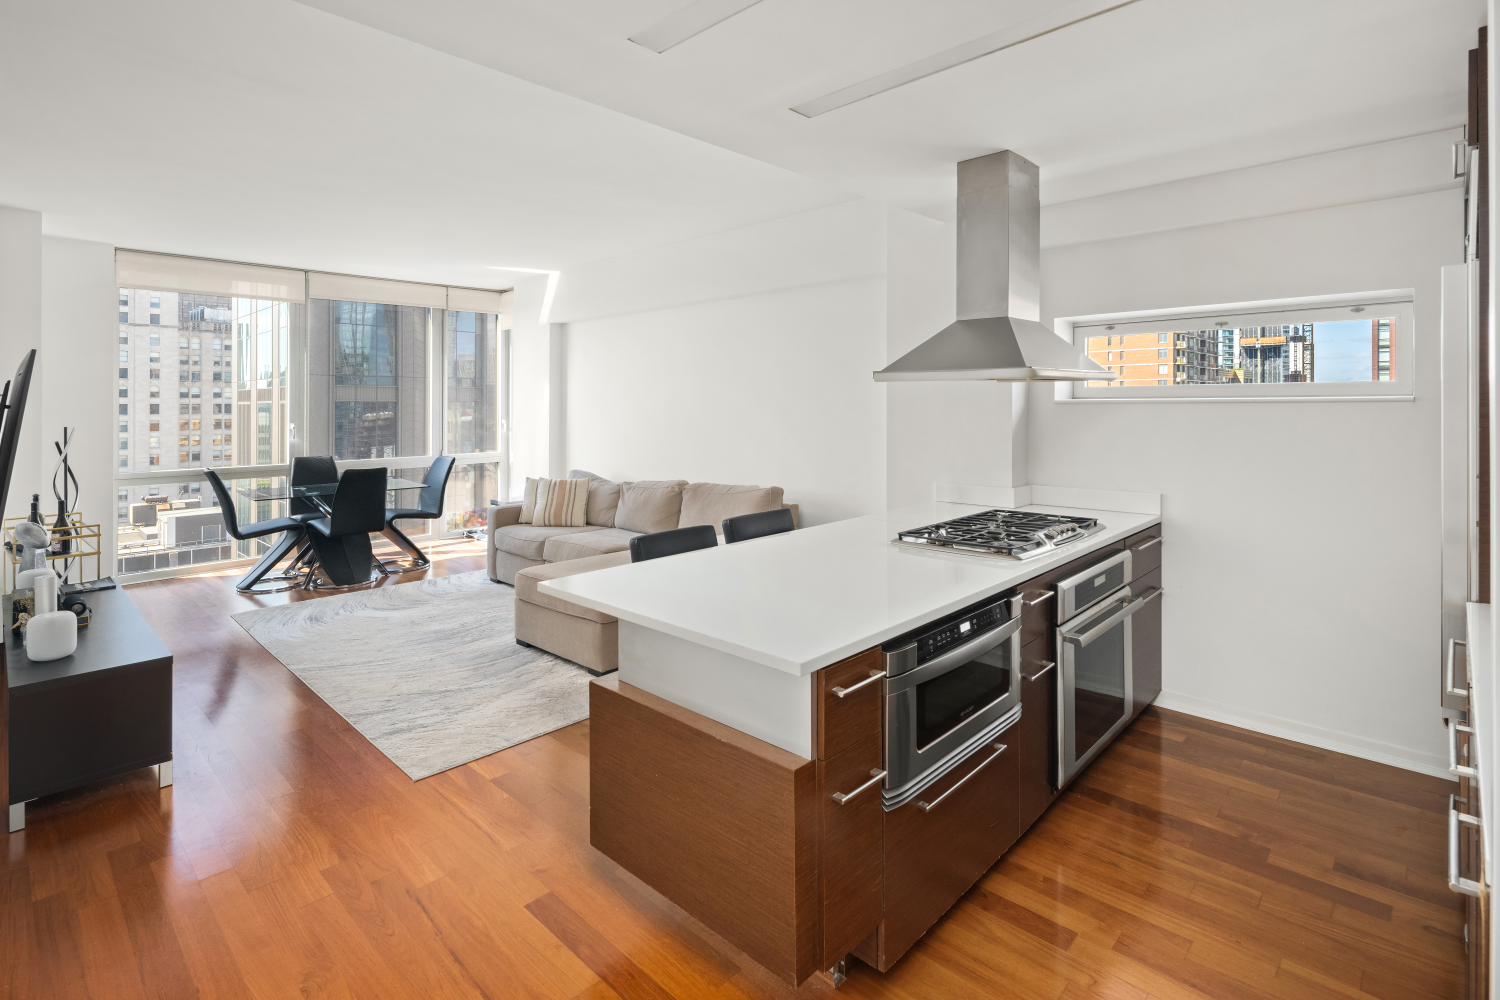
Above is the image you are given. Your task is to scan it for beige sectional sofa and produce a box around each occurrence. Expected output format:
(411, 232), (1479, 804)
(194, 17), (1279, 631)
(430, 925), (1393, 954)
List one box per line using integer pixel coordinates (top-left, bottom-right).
(487, 470), (796, 674)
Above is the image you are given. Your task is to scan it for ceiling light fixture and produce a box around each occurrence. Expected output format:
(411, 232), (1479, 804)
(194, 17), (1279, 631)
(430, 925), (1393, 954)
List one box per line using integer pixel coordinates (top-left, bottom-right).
(791, 0), (1144, 118)
(629, 0), (765, 53)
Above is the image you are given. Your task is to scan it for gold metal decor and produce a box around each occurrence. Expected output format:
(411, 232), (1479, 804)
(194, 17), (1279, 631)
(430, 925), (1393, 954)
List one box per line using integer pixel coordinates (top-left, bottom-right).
(3, 513), (102, 593)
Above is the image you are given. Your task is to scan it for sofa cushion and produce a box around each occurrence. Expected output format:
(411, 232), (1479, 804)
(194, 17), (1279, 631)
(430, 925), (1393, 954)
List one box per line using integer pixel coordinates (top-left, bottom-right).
(615, 480), (687, 534)
(568, 469), (624, 528)
(519, 477), (541, 523)
(515, 551), (631, 624)
(679, 483), (786, 530)
(543, 527), (639, 563)
(493, 523), (602, 561)
(533, 477), (590, 527)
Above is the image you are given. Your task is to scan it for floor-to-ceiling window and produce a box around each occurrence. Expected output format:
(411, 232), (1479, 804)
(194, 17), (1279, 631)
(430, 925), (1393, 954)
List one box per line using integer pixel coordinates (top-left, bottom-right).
(111, 252), (513, 581)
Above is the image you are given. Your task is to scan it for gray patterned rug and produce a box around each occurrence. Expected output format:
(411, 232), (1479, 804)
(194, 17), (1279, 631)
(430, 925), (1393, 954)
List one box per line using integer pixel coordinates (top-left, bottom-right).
(231, 570), (590, 780)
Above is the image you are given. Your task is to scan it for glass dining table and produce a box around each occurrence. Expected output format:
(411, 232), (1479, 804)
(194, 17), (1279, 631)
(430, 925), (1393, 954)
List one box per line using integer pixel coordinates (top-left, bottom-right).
(237, 477), (426, 513)
(235, 477), (431, 586)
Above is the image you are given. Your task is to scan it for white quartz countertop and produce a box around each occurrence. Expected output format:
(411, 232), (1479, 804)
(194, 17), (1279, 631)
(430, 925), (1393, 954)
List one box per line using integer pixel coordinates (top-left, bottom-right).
(539, 501), (1161, 676)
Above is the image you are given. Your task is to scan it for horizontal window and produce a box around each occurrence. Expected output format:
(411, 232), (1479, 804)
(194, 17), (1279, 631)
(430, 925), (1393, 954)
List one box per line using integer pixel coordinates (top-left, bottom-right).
(1066, 292), (1415, 400)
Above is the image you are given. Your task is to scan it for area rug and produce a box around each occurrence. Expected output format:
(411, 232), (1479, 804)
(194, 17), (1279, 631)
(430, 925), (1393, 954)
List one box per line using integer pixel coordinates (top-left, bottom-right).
(231, 570), (590, 780)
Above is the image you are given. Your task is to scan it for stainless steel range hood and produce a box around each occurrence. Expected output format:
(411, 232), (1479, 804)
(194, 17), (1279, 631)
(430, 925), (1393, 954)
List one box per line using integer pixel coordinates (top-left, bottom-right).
(874, 151), (1114, 383)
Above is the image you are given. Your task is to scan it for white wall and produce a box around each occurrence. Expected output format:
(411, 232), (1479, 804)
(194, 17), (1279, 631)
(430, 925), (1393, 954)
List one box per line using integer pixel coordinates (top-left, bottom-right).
(41, 237), (118, 578)
(508, 272), (554, 492)
(1033, 188), (1463, 774)
(0, 206), (42, 528)
(553, 201), (889, 525)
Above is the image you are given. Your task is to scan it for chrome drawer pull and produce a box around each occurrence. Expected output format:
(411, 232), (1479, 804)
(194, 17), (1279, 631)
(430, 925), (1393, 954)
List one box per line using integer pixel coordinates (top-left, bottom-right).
(1449, 722), (1479, 779)
(1027, 660), (1057, 680)
(832, 769), (886, 805)
(1448, 794), (1484, 897)
(916, 743), (1006, 813)
(1023, 591), (1053, 606)
(1447, 638), (1469, 701)
(1130, 535), (1163, 552)
(831, 670), (884, 698)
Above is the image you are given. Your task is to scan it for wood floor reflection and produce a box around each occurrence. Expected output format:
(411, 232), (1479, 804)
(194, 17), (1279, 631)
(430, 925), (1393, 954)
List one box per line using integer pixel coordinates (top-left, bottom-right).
(1, 542), (1466, 998)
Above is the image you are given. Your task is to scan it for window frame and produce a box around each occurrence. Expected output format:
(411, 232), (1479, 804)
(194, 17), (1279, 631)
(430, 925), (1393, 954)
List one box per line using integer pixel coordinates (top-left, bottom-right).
(1054, 289), (1416, 402)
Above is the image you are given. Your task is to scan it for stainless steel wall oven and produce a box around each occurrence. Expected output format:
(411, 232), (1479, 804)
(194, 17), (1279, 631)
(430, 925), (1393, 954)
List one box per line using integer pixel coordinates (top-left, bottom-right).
(1054, 550), (1162, 786)
(883, 594), (1023, 809)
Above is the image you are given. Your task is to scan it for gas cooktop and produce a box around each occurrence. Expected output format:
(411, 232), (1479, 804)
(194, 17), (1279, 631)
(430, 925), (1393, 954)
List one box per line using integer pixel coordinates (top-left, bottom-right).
(894, 508), (1104, 560)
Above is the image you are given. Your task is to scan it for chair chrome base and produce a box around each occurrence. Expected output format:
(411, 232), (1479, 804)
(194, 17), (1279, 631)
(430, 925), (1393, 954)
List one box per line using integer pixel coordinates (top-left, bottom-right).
(235, 577), (303, 595)
(307, 570), (384, 591)
(378, 556), (431, 575)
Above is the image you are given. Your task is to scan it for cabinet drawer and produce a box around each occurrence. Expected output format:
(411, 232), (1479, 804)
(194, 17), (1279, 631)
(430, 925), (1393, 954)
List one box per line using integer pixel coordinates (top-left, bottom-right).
(816, 734), (884, 967)
(1015, 542), (1125, 636)
(816, 648), (883, 761)
(1124, 525), (1163, 579)
(876, 731), (1018, 971)
(1130, 565), (1163, 719)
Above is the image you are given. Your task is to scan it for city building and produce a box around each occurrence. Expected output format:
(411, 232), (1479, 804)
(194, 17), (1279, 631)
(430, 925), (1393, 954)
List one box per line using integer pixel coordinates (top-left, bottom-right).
(1372, 317), (1394, 380)
(1085, 328), (1225, 385)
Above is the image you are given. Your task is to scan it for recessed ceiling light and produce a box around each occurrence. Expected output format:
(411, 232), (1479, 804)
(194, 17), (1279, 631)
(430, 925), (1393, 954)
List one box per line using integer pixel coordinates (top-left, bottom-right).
(791, 0), (1144, 118)
(629, 0), (765, 54)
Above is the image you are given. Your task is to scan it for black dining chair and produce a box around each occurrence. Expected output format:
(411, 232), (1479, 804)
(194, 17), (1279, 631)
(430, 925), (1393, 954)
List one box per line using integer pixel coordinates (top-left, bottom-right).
(381, 455), (456, 573)
(304, 467), (388, 589)
(202, 468), (308, 595)
(629, 524), (718, 563)
(722, 508), (795, 544)
(290, 455), (339, 522)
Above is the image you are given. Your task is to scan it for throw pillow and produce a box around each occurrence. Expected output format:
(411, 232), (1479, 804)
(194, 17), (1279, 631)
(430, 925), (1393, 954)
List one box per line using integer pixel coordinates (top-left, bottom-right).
(519, 477), (541, 524)
(567, 468), (623, 527)
(533, 477), (591, 527)
(679, 483), (785, 530)
(615, 480), (688, 534)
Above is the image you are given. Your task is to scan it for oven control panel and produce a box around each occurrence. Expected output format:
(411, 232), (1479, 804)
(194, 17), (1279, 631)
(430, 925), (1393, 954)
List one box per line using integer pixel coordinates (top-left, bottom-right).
(917, 599), (1014, 665)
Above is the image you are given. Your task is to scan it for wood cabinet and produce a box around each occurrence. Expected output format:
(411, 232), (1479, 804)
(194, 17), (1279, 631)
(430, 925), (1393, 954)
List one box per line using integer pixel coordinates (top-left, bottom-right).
(815, 648), (883, 760)
(1131, 564), (1163, 719)
(1017, 637), (1058, 833)
(589, 678), (821, 985)
(816, 734), (884, 967)
(862, 735), (1018, 972)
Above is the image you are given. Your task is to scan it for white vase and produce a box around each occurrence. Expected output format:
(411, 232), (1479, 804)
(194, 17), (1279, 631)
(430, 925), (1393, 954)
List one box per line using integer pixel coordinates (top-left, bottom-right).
(15, 568), (75, 662)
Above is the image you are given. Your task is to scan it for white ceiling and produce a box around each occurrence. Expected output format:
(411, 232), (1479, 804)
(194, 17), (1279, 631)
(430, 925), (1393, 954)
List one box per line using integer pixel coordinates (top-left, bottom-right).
(294, 0), (1484, 217)
(0, 0), (1483, 284)
(0, 0), (849, 283)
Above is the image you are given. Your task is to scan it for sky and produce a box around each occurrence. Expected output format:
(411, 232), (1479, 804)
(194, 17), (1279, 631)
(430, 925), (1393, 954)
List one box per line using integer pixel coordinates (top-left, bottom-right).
(1307, 319), (1376, 382)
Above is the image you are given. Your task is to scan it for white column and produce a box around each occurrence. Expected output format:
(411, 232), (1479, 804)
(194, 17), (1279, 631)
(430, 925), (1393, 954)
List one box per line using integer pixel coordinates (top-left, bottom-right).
(0, 206), (43, 527)
(41, 237), (118, 578)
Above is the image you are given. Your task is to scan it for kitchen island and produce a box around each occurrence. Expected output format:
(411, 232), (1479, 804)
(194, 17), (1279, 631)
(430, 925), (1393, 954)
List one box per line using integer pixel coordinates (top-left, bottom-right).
(541, 500), (1163, 985)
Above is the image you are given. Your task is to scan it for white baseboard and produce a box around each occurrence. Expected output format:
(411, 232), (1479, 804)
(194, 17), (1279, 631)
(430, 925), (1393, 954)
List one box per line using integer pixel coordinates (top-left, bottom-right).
(935, 482), (1161, 516)
(1152, 690), (1451, 779)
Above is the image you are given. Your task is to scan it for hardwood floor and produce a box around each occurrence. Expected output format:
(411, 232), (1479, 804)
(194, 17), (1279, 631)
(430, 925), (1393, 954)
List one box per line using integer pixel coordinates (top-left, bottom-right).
(2, 545), (1467, 998)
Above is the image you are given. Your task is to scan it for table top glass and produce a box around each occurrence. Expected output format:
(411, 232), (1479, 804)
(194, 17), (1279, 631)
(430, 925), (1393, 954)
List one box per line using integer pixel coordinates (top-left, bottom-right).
(236, 477), (425, 502)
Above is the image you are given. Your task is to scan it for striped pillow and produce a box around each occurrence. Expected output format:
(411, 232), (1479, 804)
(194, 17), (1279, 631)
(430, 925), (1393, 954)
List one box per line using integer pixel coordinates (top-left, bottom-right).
(533, 477), (591, 527)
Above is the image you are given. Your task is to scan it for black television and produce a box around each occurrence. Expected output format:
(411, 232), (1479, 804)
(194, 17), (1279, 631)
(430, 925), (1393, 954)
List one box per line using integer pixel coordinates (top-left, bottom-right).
(0, 348), (37, 523)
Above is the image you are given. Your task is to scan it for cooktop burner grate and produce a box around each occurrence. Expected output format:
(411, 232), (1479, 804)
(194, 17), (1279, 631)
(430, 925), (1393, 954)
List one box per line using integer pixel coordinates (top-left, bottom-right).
(894, 509), (1103, 559)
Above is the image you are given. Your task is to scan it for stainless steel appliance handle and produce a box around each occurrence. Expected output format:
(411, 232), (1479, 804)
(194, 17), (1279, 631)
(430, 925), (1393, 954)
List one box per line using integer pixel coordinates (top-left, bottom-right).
(1450, 723), (1479, 779)
(916, 744), (1006, 813)
(1129, 535), (1163, 552)
(1023, 591), (1053, 607)
(1447, 639), (1469, 700)
(903, 614), (1023, 681)
(1026, 660), (1056, 681)
(1449, 794), (1484, 897)
(831, 670), (883, 698)
(1061, 590), (1153, 648)
(831, 769), (887, 805)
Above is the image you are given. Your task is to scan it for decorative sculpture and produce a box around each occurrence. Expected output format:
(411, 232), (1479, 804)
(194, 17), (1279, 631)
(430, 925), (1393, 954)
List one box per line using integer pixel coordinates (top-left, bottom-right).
(13, 518), (48, 574)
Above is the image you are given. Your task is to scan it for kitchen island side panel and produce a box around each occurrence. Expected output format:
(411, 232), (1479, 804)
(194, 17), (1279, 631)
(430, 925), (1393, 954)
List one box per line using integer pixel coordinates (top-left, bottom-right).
(589, 678), (820, 985)
(619, 621), (814, 758)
